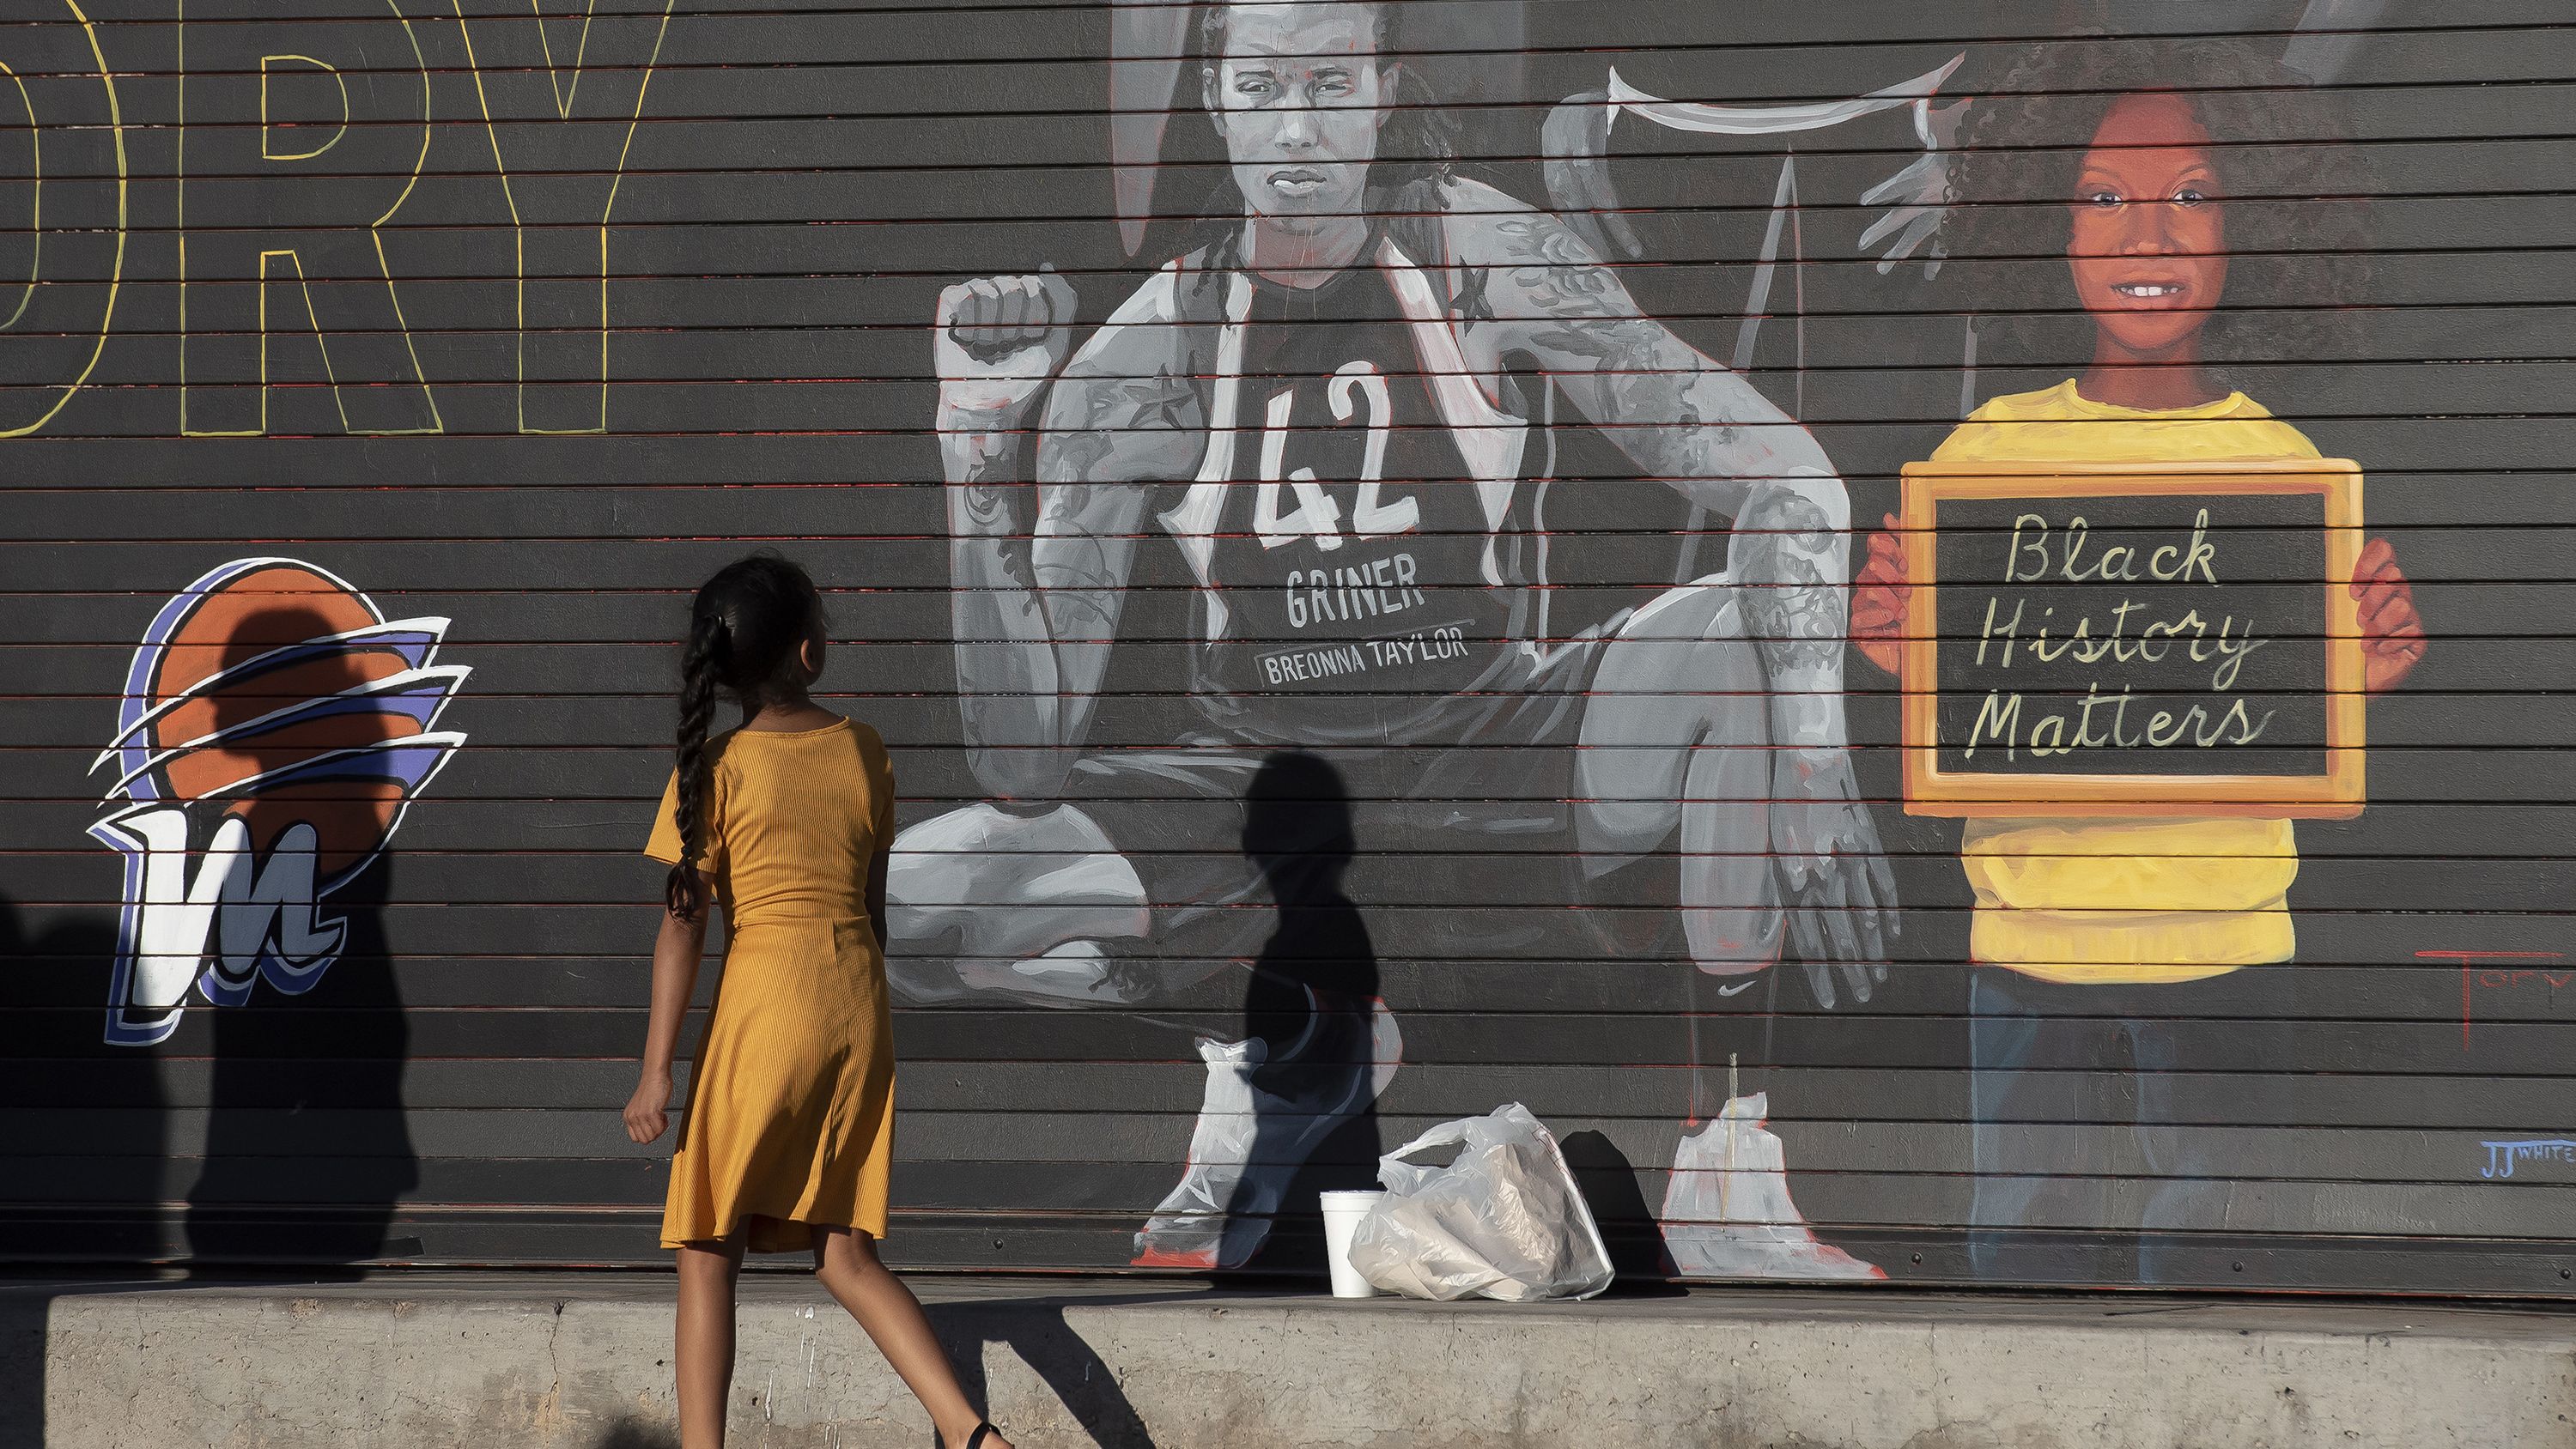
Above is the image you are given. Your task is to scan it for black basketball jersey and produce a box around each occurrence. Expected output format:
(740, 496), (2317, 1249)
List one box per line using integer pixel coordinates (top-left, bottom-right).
(1157, 233), (1538, 744)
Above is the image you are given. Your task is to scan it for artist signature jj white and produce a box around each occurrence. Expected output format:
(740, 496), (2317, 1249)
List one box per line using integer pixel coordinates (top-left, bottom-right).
(2479, 1138), (2576, 1179)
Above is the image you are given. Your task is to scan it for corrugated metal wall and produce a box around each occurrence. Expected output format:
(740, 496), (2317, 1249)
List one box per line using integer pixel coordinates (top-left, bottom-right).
(3, 0), (2571, 1294)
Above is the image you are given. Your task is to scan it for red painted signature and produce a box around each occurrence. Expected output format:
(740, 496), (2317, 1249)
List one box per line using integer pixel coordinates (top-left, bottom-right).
(2420, 950), (2571, 1049)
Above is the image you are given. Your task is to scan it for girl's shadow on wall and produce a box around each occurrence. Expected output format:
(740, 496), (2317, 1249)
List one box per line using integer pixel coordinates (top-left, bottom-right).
(178, 600), (421, 1269)
(1228, 750), (1384, 1275)
(180, 855), (417, 1268)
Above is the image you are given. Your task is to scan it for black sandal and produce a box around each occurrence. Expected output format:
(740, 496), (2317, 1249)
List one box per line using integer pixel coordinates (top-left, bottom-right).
(963, 1425), (1000, 1449)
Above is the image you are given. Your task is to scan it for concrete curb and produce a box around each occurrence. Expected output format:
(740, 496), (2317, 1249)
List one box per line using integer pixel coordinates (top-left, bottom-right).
(7, 1275), (2570, 1447)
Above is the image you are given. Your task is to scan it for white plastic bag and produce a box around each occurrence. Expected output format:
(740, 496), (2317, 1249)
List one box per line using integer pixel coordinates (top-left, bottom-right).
(1345, 1103), (1614, 1302)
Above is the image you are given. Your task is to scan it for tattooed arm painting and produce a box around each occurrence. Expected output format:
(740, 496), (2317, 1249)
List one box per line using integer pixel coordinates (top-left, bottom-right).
(933, 270), (1203, 798)
(1446, 183), (1894, 967)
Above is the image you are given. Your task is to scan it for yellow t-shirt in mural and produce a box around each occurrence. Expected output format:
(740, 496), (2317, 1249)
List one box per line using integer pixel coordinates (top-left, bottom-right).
(1929, 379), (2314, 985)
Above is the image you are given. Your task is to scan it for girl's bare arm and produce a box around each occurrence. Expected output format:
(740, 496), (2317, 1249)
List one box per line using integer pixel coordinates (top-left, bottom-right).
(625, 885), (712, 1144)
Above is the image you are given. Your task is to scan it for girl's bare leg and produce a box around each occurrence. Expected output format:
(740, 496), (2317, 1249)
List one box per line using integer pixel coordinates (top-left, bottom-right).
(811, 1226), (1013, 1449)
(676, 1231), (748, 1448)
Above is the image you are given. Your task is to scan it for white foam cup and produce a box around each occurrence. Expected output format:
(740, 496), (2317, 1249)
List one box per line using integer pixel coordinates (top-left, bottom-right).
(1318, 1190), (1388, 1298)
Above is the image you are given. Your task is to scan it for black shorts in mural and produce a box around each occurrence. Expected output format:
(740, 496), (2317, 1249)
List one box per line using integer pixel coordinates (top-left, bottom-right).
(1063, 623), (1610, 968)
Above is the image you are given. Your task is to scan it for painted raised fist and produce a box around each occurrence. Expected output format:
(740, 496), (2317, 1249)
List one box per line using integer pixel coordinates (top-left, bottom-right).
(933, 266), (1079, 418)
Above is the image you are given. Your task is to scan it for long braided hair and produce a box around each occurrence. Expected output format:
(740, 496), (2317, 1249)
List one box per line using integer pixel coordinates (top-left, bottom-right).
(665, 553), (823, 919)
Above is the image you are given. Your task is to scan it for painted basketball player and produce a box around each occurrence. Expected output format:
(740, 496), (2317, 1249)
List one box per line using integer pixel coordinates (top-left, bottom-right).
(896, 0), (1894, 1267)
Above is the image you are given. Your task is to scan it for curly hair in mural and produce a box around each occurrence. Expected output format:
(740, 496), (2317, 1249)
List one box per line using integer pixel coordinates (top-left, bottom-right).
(1945, 35), (2376, 385)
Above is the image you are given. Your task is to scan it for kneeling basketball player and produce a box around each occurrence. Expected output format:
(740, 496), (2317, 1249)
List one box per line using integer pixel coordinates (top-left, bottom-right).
(897, 0), (1897, 1269)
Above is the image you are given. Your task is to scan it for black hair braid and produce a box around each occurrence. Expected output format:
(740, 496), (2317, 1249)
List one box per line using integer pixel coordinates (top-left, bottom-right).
(662, 551), (823, 920)
(664, 606), (728, 919)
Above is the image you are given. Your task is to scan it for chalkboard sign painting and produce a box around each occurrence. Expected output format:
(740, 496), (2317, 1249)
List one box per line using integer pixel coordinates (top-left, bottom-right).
(1899, 461), (2366, 817)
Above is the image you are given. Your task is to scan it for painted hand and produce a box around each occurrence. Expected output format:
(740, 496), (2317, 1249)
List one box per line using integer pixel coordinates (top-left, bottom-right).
(1850, 514), (1910, 679)
(1857, 97), (1966, 276)
(623, 1071), (671, 1146)
(934, 266), (1079, 418)
(2353, 536), (2427, 693)
(1770, 749), (1899, 1011)
(1856, 150), (1948, 276)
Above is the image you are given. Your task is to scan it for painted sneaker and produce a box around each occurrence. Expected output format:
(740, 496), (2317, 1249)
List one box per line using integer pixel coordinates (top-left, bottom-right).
(1658, 1093), (1884, 1281)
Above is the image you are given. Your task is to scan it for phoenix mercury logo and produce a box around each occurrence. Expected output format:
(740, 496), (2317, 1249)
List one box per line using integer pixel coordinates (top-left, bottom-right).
(88, 559), (467, 1046)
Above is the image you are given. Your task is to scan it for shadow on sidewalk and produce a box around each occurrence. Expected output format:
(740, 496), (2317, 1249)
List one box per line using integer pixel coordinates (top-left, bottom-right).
(587, 1417), (681, 1449)
(936, 1299), (1158, 1448)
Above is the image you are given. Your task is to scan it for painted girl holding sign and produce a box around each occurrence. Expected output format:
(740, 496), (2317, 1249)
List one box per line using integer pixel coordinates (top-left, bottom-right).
(1847, 39), (2427, 1282)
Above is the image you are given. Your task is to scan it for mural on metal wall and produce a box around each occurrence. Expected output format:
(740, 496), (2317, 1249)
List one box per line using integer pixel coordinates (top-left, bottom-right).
(9, 0), (2561, 1290)
(896, 0), (1935, 1276)
(88, 559), (468, 1046)
(894, 0), (2476, 1283)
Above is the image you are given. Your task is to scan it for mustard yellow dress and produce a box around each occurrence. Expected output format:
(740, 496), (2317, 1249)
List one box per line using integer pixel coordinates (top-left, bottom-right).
(643, 718), (897, 1252)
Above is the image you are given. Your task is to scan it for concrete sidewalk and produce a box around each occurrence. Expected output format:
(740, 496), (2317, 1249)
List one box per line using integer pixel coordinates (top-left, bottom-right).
(3, 1271), (2567, 1448)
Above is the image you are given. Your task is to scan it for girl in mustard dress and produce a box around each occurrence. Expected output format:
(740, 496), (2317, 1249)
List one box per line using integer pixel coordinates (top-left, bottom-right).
(622, 555), (1011, 1449)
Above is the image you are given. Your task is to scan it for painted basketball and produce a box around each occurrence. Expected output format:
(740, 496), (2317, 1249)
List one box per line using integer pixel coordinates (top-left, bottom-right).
(125, 560), (456, 873)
